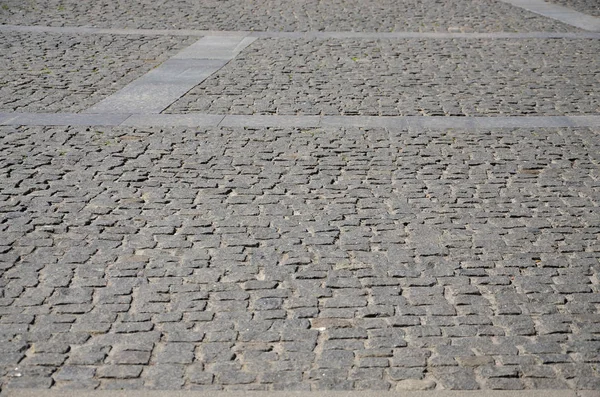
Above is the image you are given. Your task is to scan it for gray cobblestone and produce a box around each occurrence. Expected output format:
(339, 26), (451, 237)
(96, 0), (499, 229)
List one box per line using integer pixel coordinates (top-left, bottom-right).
(547, 0), (599, 17)
(0, 0), (574, 32)
(1, 120), (599, 392)
(167, 38), (599, 117)
(0, 32), (198, 113)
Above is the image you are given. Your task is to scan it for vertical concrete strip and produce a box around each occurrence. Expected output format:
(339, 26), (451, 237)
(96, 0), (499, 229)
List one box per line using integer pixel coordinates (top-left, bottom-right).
(499, 0), (600, 31)
(84, 35), (256, 114)
(172, 36), (257, 60)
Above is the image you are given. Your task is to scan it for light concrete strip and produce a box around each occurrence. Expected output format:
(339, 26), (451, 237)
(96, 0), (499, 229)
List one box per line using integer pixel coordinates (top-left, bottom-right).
(321, 115), (409, 129)
(219, 115), (321, 128)
(251, 31), (600, 39)
(2, 113), (600, 128)
(172, 36), (257, 60)
(0, 112), (130, 126)
(1, 24), (600, 38)
(121, 113), (225, 127)
(402, 115), (596, 129)
(0, 24), (253, 37)
(320, 115), (600, 129)
(84, 59), (227, 114)
(0, 113), (17, 125)
(83, 35), (255, 114)
(469, 115), (600, 128)
(0, 389), (580, 397)
(499, 0), (600, 31)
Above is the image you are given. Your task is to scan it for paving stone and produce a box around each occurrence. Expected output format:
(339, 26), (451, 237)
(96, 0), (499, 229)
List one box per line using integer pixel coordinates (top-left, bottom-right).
(96, 365), (143, 379)
(0, 32), (198, 113)
(168, 39), (600, 117)
(0, 0), (573, 32)
(53, 366), (96, 381)
(548, 0), (599, 16)
(1, 75), (599, 395)
(396, 379), (437, 390)
(142, 364), (185, 389)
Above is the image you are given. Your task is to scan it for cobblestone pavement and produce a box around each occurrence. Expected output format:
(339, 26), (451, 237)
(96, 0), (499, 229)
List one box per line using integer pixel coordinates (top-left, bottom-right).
(1, 125), (599, 391)
(0, 32), (198, 113)
(166, 38), (600, 117)
(1, 0), (600, 394)
(0, 0), (576, 33)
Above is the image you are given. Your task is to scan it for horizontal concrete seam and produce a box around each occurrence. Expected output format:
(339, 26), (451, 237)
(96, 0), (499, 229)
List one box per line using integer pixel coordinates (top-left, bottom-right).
(1, 24), (600, 38)
(249, 31), (600, 39)
(0, 389), (580, 397)
(219, 115), (321, 128)
(120, 113), (225, 127)
(498, 0), (600, 31)
(0, 112), (131, 126)
(2, 113), (600, 128)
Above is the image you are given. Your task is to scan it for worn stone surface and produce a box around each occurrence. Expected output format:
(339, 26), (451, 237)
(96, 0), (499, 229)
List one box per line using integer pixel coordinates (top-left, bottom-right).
(167, 38), (600, 117)
(0, 32), (198, 113)
(0, 0), (575, 32)
(548, 0), (600, 16)
(0, 0), (599, 392)
(0, 125), (598, 390)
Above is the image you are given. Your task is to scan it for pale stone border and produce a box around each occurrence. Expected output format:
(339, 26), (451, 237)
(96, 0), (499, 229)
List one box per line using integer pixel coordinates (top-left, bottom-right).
(1, 388), (592, 397)
(1, 113), (599, 129)
(499, 0), (600, 31)
(83, 36), (256, 114)
(1, 24), (600, 38)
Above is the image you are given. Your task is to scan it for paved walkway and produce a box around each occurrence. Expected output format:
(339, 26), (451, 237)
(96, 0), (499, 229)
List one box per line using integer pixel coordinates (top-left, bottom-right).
(0, 0), (599, 395)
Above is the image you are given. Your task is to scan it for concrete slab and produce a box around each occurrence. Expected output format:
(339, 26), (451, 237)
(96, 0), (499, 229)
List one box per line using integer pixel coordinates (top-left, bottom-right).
(0, 112), (18, 125)
(172, 36), (257, 60)
(321, 115), (409, 129)
(83, 35), (256, 115)
(1, 390), (581, 397)
(84, 59), (227, 114)
(577, 392), (600, 397)
(0, 113), (130, 126)
(220, 115), (321, 128)
(499, 0), (600, 31)
(3, 114), (599, 128)
(1, 24), (600, 39)
(121, 113), (225, 127)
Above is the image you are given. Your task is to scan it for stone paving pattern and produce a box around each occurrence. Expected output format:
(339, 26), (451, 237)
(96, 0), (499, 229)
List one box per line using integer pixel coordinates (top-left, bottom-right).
(167, 38), (600, 117)
(0, 125), (599, 391)
(1, 0), (600, 393)
(548, 0), (600, 16)
(0, 32), (198, 113)
(0, 0), (576, 32)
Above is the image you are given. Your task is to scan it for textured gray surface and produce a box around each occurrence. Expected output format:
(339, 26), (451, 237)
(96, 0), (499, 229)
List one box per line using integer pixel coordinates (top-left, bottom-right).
(498, 0), (600, 31)
(85, 36), (256, 115)
(0, 389), (586, 397)
(3, 25), (600, 39)
(1, 0), (600, 393)
(84, 59), (228, 114)
(2, 114), (600, 129)
(0, 0), (576, 32)
(0, 32), (198, 113)
(166, 38), (600, 117)
(548, 0), (600, 17)
(0, 113), (129, 126)
(0, 125), (599, 391)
